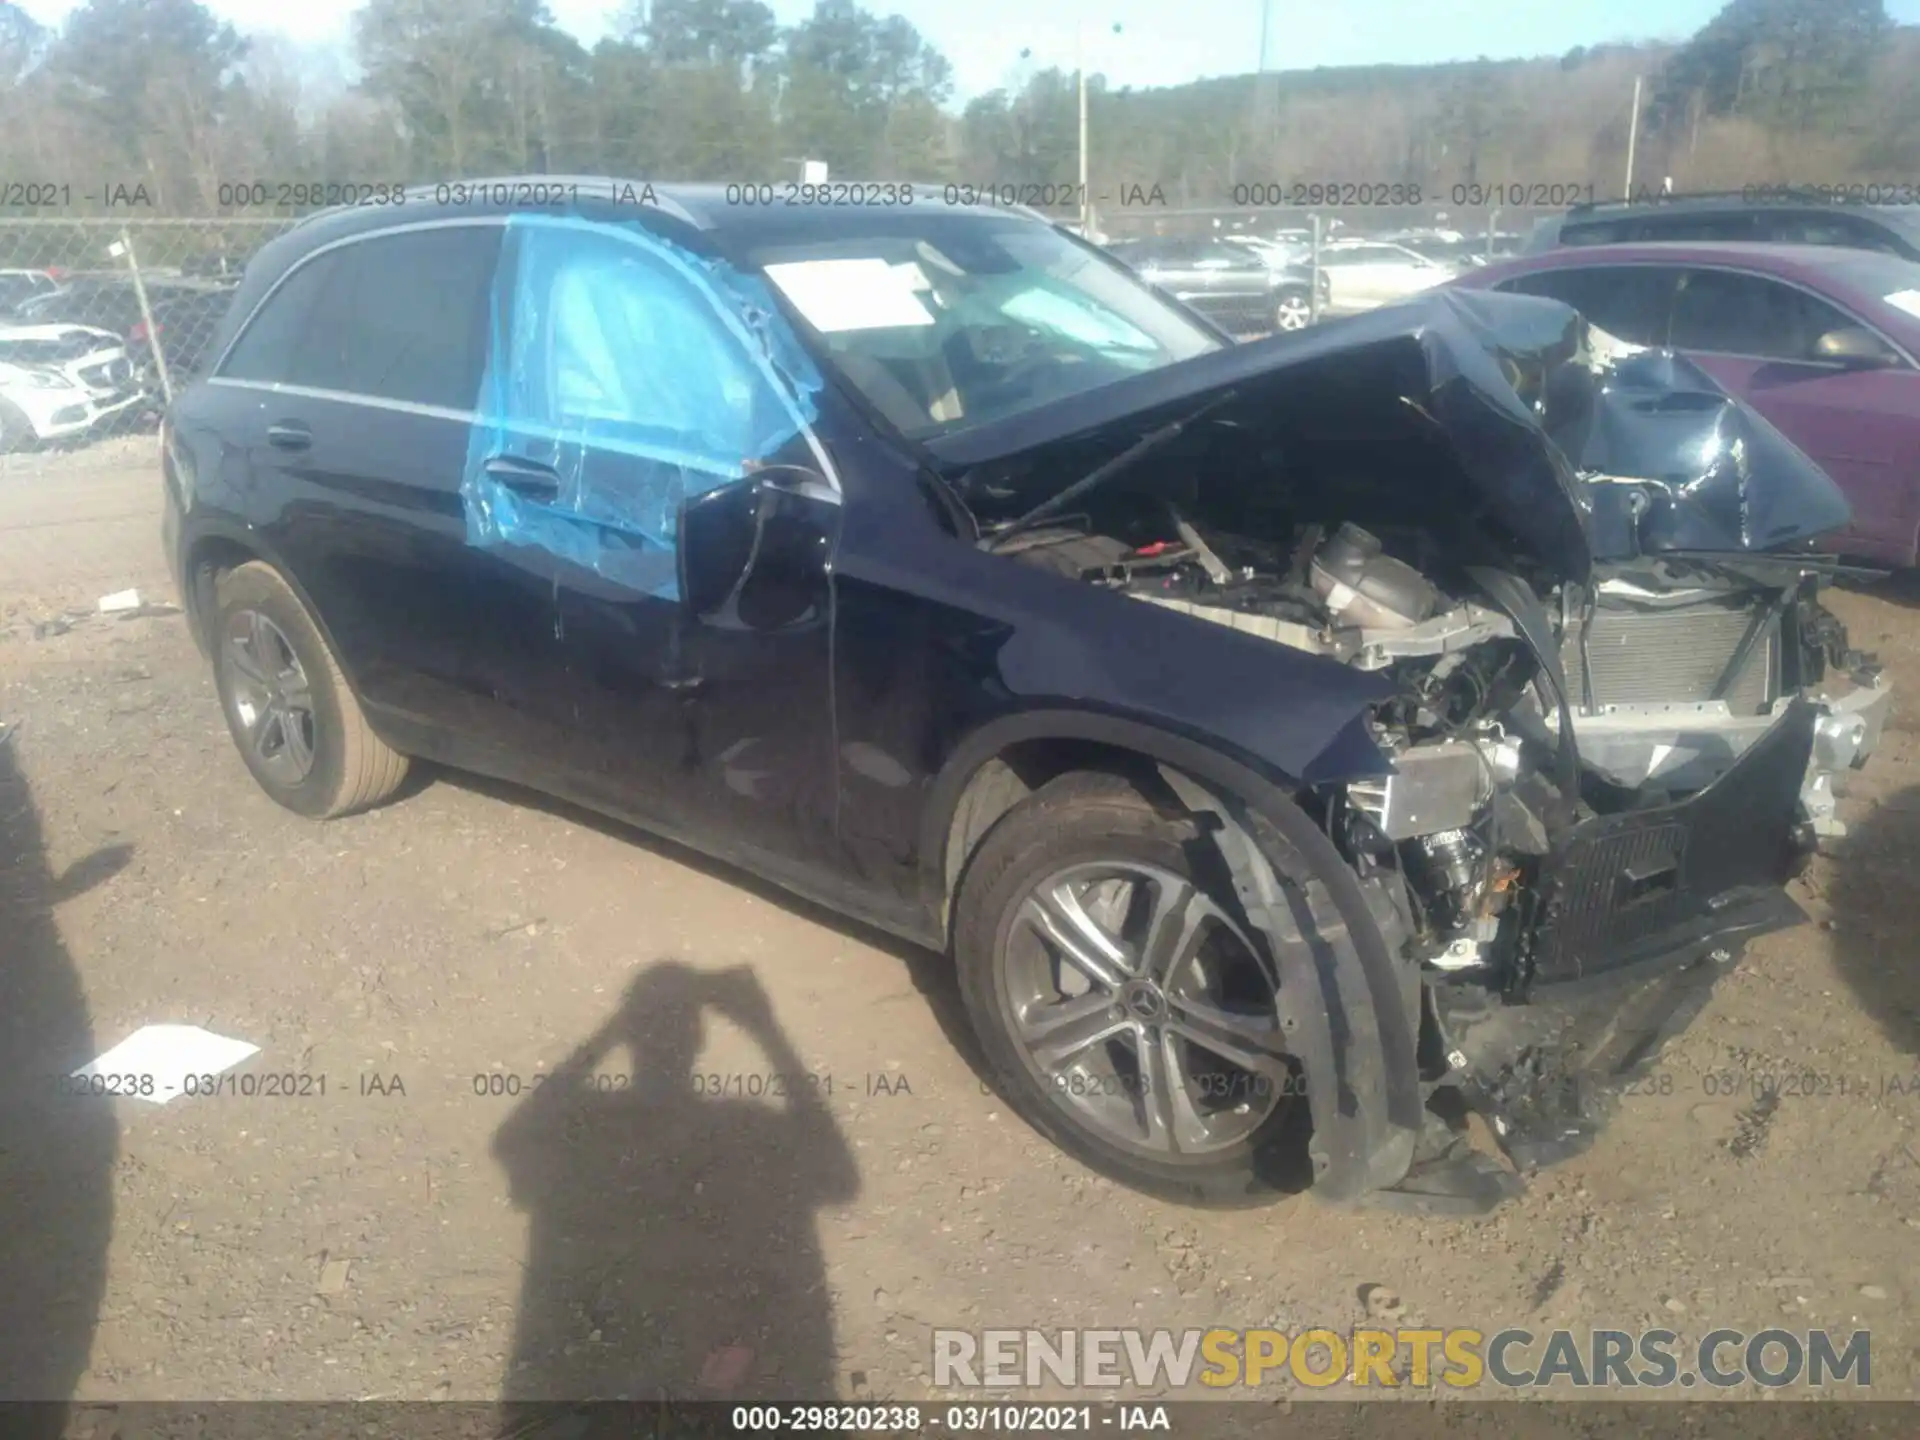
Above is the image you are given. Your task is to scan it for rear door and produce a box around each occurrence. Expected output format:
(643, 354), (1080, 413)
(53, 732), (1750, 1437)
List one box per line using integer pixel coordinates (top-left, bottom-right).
(200, 220), (577, 773)
(1665, 266), (1920, 564)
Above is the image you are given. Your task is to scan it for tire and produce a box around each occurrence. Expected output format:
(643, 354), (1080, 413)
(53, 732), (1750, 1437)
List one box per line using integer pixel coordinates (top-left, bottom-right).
(1274, 290), (1312, 331)
(210, 561), (408, 819)
(953, 770), (1317, 1206)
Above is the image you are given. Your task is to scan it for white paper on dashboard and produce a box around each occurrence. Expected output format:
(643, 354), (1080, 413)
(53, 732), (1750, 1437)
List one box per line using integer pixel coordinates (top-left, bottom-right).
(763, 259), (935, 332)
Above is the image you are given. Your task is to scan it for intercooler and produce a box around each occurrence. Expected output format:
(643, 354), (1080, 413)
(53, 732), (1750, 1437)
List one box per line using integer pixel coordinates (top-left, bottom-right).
(1561, 597), (1778, 716)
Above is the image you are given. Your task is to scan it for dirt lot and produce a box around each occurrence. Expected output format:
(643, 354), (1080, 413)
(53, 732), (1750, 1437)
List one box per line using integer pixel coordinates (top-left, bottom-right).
(3, 440), (1919, 1410)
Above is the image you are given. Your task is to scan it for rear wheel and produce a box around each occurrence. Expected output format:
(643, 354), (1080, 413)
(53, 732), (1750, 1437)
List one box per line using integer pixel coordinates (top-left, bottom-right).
(953, 771), (1315, 1206)
(1275, 291), (1312, 331)
(210, 561), (408, 819)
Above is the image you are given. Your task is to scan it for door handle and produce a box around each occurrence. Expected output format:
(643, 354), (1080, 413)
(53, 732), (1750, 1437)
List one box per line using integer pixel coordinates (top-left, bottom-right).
(483, 454), (562, 501)
(266, 421), (311, 452)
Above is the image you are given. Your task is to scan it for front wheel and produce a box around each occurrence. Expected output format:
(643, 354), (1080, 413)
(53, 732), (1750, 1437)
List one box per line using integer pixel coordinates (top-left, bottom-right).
(952, 770), (1315, 1206)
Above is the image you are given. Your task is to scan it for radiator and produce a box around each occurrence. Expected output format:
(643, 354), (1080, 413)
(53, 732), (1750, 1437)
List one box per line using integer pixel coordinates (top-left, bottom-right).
(1561, 598), (1777, 716)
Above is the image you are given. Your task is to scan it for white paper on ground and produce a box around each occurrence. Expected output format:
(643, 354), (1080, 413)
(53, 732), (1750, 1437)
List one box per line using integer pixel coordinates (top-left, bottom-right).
(763, 259), (935, 332)
(72, 1024), (260, 1105)
(1883, 289), (1920, 320)
(97, 588), (141, 612)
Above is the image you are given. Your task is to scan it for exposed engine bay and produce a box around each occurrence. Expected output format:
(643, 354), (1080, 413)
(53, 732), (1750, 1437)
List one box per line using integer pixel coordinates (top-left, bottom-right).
(1001, 505), (1889, 995)
(941, 290), (1894, 1211)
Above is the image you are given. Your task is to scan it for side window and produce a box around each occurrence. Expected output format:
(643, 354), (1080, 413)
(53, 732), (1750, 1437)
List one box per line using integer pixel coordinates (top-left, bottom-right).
(1630, 212), (1758, 242)
(1498, 266), (1677, 346)
(464, 223), (816, 598)
(293, 226), (501, 409)
(1558, 221), (1628, 246)
(218, 251), (345, 383)
(1667, 269), (1855, 359)
(510, 227), (792, 456)
(1764, 213), (1906, 256)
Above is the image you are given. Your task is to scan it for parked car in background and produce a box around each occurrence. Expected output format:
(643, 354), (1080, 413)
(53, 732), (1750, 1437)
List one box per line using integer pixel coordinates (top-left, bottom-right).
(166, 179), (1885, 1215)
(15, 276), (239, 390)
(1315, 239), (1458, 313)
(1525, 191), (1920, 261)
(1107, 236), (1327, 333)
(1224, 233), (1309, 269)
(0, 268), (63, 318)
(1449, 241), (1920, 567)
(0, 322), (145, 450)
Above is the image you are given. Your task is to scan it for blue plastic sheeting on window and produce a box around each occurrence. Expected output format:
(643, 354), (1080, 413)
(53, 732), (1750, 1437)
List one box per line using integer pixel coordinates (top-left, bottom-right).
(461, 214), (825, 598)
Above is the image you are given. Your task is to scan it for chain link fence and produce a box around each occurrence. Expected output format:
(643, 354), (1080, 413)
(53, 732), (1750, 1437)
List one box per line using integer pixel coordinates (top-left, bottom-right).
(0, 206), (1567, 459)
(0, 219), (295, 456)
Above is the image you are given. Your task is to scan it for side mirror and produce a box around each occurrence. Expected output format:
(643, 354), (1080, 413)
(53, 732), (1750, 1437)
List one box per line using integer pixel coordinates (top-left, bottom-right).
(676, 469), (837, 630)
(1814, 326), (1900, 367)
(678, 478), (765, 620)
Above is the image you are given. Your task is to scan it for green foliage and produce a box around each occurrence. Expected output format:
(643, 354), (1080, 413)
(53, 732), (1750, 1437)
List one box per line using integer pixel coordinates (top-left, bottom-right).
(0, 0), (1912, 213)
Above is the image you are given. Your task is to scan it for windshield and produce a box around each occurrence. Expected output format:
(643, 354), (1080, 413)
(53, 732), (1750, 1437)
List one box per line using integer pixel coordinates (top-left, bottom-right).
(744, 217), (1221, 441)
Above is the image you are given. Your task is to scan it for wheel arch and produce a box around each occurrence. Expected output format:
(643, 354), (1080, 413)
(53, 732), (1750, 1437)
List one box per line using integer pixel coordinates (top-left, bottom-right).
(180, 525), (361, 697)
(926, 707), (1425, 1203)
(925, 709), (1315, 941)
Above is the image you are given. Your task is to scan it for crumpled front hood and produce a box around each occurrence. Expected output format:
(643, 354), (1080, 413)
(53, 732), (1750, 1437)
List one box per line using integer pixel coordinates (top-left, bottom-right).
(928, 288), (1853, 581)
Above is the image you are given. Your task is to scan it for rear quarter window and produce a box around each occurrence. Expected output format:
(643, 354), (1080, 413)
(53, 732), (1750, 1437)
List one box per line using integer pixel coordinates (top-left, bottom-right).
(220, 225), (503, 411)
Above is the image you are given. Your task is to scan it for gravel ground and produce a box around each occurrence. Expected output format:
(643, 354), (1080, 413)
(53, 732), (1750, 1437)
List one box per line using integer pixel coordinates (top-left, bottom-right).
(2, 440), (1918, 1411)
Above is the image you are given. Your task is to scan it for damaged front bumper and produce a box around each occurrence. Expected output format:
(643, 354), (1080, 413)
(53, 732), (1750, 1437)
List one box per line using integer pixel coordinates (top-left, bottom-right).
(1413, 693), (1850, 1207)
(1555, 669), (1890, 838)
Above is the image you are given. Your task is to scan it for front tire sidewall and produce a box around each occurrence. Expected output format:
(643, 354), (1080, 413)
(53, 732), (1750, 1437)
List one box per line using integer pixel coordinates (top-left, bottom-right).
(211, 568), (355, 819)
(955, 791), (1305, 1207)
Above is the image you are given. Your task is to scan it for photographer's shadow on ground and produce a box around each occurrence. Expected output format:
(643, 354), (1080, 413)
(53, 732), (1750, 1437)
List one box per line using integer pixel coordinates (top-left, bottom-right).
(0, 736), (125, 1438)
(493, 960), (861, 1408)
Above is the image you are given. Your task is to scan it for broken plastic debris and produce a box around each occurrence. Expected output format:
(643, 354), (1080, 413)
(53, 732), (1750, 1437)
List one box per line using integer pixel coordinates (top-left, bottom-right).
(316, 1256), (352, 1295)
(71, 1024), (260, 1105)
(97, 588), (141, 613)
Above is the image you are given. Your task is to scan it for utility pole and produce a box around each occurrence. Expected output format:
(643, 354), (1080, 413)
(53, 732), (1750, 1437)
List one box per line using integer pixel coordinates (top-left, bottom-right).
(1078, 20), (1090, 234)
(1623, 75), (1643, 200)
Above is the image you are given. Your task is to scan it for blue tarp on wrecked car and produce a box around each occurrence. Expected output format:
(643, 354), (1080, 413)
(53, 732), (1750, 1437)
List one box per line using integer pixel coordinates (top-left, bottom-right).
(461, 214), (824, 598)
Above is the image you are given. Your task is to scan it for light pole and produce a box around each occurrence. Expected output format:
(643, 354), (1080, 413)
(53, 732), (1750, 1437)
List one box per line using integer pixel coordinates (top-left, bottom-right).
(1021, 18), (1121, 235)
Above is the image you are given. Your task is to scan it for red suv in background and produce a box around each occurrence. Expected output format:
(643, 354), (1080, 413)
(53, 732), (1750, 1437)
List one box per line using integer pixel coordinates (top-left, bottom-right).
(1447, 242), (1920, 567)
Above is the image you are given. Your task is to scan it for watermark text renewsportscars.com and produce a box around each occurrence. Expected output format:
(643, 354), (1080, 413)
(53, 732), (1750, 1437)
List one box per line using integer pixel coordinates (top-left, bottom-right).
(933, 1327), (1871, 1390)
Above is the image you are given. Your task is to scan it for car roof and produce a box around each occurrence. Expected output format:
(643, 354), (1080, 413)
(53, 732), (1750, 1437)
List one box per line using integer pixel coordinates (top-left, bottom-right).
(1461, 240), (1920, 321)
(1566, 191), (1920, 218)
(280, 176), (1047, 258)
(1478, 239), (1888, 275)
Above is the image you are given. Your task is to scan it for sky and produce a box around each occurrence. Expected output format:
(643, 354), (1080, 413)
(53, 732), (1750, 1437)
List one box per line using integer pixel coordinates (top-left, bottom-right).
(16, 0), (1920, 103)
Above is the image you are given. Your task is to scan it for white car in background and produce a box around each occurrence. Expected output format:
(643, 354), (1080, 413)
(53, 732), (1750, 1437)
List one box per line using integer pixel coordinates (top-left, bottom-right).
(1316, 239), (1460, 314)
(0, 322), (147, 452)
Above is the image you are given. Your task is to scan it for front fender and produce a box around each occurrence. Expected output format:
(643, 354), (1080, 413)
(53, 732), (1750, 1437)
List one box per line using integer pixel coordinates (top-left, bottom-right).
(1155, 766), (1424, 1203)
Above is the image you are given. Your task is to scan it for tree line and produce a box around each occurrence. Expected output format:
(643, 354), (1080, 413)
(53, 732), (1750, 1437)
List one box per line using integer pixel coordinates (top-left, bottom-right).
(0, 0), (1914, 216)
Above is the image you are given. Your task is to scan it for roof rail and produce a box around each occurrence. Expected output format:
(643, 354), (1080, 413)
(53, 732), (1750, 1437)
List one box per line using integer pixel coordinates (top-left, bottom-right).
(1567, 186), (1869, 215)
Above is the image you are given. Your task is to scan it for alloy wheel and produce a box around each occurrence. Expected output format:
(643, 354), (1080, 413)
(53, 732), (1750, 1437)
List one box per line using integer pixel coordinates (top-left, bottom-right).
(222, 608), (318, 786)
(998, 860), (1294, 1158)
(1276, 295), (1312, 331)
